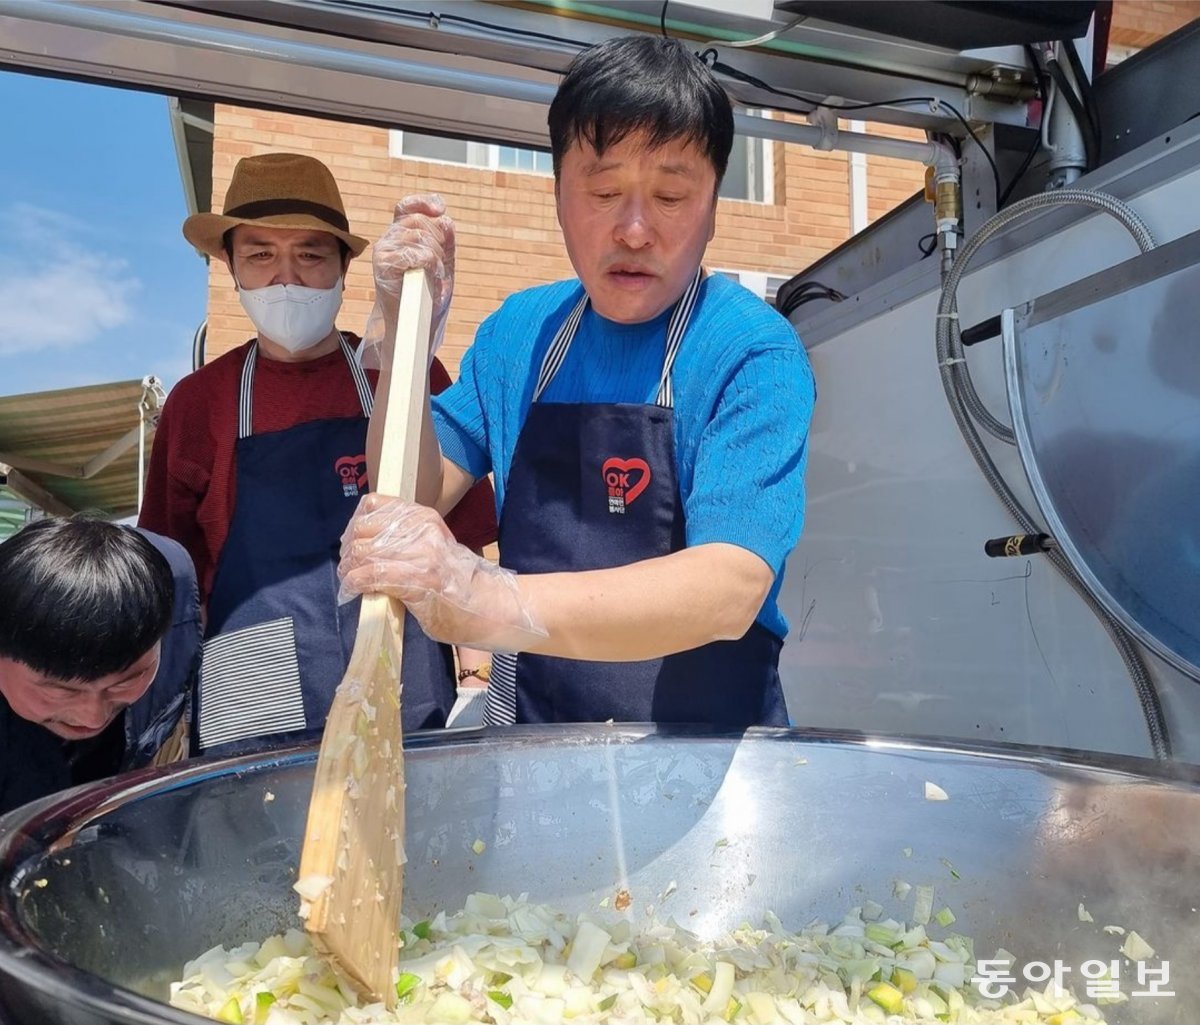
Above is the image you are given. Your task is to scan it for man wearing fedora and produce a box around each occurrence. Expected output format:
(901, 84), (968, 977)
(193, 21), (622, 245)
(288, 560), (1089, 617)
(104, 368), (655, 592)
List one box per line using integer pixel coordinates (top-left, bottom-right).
(139, 153), (496, 756)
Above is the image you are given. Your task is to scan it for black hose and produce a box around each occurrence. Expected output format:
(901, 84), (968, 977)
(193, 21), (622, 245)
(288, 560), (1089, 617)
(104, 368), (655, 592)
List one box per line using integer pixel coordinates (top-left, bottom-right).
(1046, 55), (1098, 171)
(1064, 38), (1103, 162)
(998, 45), (1050, 207)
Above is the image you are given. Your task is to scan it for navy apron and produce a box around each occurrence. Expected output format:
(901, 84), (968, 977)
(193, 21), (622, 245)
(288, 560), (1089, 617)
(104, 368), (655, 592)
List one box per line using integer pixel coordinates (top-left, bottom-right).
(196, 336), (454, 756)
(485, 271), (788, 728)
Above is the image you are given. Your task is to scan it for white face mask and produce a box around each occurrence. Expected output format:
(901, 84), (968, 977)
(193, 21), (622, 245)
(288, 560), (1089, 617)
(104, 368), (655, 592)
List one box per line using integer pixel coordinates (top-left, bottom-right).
(237, 277), (344, 354)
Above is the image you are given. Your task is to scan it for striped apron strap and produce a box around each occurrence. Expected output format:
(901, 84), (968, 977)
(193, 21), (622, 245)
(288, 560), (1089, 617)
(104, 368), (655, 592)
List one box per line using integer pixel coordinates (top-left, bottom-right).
(482, 652), (519, 726)
(531, 291), (590, 402)
(237, 343), (258, 440)
(340, 333), (375, 417)
(239, 335), (373, 441)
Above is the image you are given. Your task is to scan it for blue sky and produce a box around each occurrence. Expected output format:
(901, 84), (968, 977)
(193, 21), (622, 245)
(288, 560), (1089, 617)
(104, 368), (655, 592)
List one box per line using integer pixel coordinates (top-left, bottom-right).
(0, 71), (208, 397)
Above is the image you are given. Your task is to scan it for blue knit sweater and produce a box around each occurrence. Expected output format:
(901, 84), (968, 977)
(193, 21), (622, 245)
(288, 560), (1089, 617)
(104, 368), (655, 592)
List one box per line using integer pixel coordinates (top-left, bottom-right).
(433, 273), (815, 638)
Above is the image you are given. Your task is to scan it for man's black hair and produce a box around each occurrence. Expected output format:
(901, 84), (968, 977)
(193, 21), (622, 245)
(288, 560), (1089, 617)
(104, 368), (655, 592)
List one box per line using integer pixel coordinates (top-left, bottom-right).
(0, 518), (174, 682)
(548, 35), (735, 184)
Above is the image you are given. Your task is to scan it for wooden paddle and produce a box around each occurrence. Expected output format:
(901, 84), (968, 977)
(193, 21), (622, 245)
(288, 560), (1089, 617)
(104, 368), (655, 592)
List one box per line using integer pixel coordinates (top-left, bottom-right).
(296, 268), (433, 1006)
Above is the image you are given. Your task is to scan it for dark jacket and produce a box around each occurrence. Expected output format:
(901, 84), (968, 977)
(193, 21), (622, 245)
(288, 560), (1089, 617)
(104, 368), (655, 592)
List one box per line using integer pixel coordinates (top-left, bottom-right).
(0, 531), (201, 818)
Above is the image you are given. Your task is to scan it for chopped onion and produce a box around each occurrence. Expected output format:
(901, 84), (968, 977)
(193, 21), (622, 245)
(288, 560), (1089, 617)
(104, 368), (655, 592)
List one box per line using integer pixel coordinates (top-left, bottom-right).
(170, 891), (1114, 1025)
(1120, 931), (1155, 961)
(291, 875), (333, 902)
(912, 885), (935, 926)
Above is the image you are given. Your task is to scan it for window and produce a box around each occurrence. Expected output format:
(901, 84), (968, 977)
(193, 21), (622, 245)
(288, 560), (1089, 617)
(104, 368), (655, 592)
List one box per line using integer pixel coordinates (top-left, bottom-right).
(713, 269), (792, 306)
(721, 111), (773, 204)
(389, 131), (553, 174)
(389, 116), (770, 201)
(496, 146), (554, 174)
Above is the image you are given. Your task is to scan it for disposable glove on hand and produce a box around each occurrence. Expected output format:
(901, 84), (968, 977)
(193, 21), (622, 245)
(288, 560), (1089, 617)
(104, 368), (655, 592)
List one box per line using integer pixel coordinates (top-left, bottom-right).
(360, 193), (455, 369)
(446, 686), (487, 728)
(338, 495), (546, 653)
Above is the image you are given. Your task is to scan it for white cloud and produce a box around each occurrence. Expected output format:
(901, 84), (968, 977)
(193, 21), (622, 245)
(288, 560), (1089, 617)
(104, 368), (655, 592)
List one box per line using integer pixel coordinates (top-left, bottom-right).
(0, 202), (85, 241)
(0, 203), (140, 356)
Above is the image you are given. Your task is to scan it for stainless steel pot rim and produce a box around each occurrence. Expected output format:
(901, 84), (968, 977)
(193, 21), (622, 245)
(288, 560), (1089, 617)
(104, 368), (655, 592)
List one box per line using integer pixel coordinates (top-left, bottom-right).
(1, 724), (1197, 1024)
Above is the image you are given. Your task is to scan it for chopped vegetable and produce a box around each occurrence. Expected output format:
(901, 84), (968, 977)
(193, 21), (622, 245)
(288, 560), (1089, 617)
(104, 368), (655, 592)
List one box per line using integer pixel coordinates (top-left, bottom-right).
(292, 874), (333, 902)
(1120, 930), (1155, 961)
(1078, 903), (1094, 923)
(215, 996), (243, 1023)
(395, 972), (421, 1000)
(935, 907), (956, 927)
(253, 992), (275, 1024)
(912, 884), (935, 926)
(170, 892), (1113, 1025)
(566, 920), (611, 981)
(924, 782), (949, 801)
(868, 981), (905, 1015)
(471, 839), (486, 855)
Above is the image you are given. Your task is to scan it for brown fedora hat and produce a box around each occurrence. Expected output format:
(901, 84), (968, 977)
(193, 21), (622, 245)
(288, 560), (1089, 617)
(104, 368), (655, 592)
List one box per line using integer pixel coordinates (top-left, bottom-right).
(183, 152), (368, 259)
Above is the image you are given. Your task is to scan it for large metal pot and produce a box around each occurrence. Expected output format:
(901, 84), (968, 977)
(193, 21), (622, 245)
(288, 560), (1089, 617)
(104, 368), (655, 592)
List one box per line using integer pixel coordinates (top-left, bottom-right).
(1, 727), (1197, 1024)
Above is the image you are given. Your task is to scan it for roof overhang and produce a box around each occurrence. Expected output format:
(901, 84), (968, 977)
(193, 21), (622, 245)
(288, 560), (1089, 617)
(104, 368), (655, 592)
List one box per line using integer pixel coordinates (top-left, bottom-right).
(168, 94), (215, 223)
(0, 378), (166, 520)
(0, 0), (1047, 148)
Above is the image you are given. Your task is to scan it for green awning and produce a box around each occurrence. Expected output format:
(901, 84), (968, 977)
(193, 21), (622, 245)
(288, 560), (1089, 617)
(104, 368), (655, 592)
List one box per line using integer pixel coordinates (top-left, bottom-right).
(0, 486), (31, 539)
(0, 378), (166, 520)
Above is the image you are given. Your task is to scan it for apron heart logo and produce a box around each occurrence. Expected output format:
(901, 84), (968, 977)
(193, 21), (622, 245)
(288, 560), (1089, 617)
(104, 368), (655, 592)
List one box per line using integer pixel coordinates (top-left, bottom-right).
(334, 454), (369, 492)
(602, 457), (652, 506)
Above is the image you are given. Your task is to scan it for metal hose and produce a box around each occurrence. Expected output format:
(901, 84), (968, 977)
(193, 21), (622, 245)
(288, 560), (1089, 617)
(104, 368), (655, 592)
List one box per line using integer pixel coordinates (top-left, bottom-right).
(936, 189), (1171, 759)
(950, 315), (1017, 444)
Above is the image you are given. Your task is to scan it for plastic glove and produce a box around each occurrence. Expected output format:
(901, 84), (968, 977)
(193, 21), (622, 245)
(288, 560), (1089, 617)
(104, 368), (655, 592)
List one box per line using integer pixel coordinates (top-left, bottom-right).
(360, 193), (455, 369)
(446, 686), (487, 728)
(338, 495), (546, 653)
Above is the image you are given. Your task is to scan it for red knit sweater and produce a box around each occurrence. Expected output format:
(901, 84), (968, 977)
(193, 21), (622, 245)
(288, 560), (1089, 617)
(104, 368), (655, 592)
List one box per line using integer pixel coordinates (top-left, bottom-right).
(139, 336), (497, 604)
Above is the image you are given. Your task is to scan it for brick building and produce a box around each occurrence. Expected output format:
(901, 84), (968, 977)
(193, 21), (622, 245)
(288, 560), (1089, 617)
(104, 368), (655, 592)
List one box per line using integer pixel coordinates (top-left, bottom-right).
(197, 110), (926, 371)
(187, 0), (1200, 375)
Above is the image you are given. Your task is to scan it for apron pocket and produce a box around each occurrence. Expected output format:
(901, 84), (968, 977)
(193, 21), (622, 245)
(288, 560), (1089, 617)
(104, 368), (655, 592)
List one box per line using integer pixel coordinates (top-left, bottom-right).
(483, 652), (519, 726)
(198, 617), (306, 751)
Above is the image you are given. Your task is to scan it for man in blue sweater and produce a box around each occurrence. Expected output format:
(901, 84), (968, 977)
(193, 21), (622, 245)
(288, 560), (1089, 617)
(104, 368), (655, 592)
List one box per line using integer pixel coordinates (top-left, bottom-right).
(340, 35), (815, 727)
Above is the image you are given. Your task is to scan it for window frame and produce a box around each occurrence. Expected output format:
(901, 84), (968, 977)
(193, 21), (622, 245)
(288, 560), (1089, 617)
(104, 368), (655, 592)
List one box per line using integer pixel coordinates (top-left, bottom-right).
(720, 109), (775, 205)
(712, 268), (792, 305)
(389, 118), (773, 203)
(388, 130), (553, 176)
